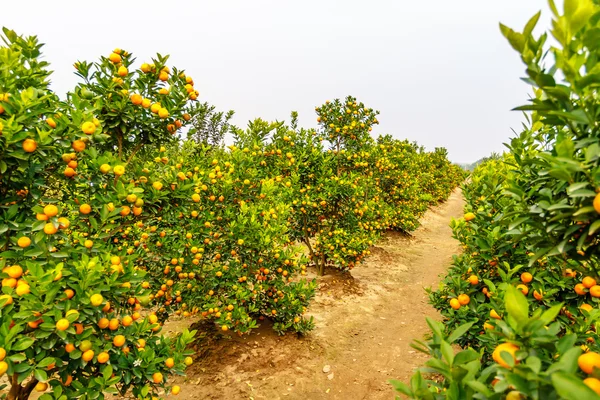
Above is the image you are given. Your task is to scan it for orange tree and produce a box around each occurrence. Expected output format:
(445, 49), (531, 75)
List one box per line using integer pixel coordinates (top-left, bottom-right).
(0, 29), (198, 399)
(126, 139), (317, 335)
(395, 2), (600, 397)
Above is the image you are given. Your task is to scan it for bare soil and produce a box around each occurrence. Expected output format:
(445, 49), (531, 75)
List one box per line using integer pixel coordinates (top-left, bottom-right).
(169, 189), (465, 400)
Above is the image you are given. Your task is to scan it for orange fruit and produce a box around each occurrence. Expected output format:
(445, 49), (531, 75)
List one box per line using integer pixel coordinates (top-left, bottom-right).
(131, 94), (143, 105)
(172, 385), (181, 395)
(576, 283), (588, 295)
(0, 361), (7, 376)
(6, 265), (23, 279)
(79, 204), (92, 214)
(158, 108), (169, 119)
(516, 284), (529, 295)
(584, 377), (600, 394)
(140, 63), (151, 73)
(152, 372), (163, 383)
(165, 357), (175, 368)
(109, 52), (121, 63)
(98, 318), (109, 329)
(483, 322), (494, 330)
(74, 323), (84, 335)
(492, 343), (519, 368)
(108, 318), (120, 331)
(117, 66), (128, 77)
(591, 285), (600, 298)
(56, 318), (69, 331)
(43, 223), (58, 235)
(43, 204), (58, 217)
(65, 289), (75, 299)
(457, 294), (470, 305)
(84, 240), (93, 249)
(122, 315), (133, 326)
(468, 275), (479, 285)
(583, 277), (597, 289)
(581, 304), (594, 312)
(100, 164), (111, 174)
(65, 343), (75, 353)
(97, 352), (109, 364)
(159, 71), (169, 81)
(90, 294), (103, 306)
(64, 167), (76, 178)
(533, 290), (543, 301)
(113, 165), (125, 176)
(579, 351), (600, 374)
(184, 356), (193, 366)
(81, 121), (96, 135)
(58, 217), (70, 229)
(82, 350), (94, 362)
(1, 295), (14, 306)
(594, 193), (600, 214)
(15, 284), (30, 296)
(17, 236), (31, 248)
(36, 213), (48, 221)
(520, 272), (533, 283)
(0, 348), (6, 361)
(72, 140), (86, 152)
(449, 298), (460, 310)
(137, 339), (146, 348)
(464, 212), (475, 221)
(22, 139), (37, 153)
(35, 382), (48, 392)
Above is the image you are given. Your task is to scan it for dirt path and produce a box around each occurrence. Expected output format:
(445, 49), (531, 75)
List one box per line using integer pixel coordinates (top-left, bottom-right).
(174, 188), (465, 400)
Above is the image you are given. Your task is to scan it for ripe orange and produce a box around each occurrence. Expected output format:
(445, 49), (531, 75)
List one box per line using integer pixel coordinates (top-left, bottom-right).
(117, 66), (128, 77)
(15, 284), (30, 296)
(16, 236), (31, 248)
(0, 361), (7, 376)
(583, 277), (597, 289)
(581, 304), (594, 312)
(140, 63), (151, 73)
(64, 167), (76, 178)
(579, 351), (600, 374)
(109, 52), (122, 63)
(449, 298), (460, 310)
(6, 265), (23, 279)
(113, 335), (126, 347)
(594, 192), (600, 214)
(584, 377), (600, 394)
(0, 348), (6, 362)
(97, 352), (109, 364)
(43, 223), (58, 235)
(82, 350), (95, 362)
(457, 294), (470, 305)
(159, 71), (168, 81)
(533, 290), (543, 301)
(58, 217), (70, 229)
(131, 94), (143, 105)
(172, 385), (181, 395)
(464, 212), (475, 221)
(113, 165), (125, 176)
(165, 357), (175, 368)
(22, 139), (37, 153)
(576, 283), (588, 295)
(81, 121), (96, 134)
(98, 318), (109, 329)
(109, 318), (120, 331)
(79, 204), (92, 214)
(72, 140), (86, 152)
(591, 285), (600, 298)
(90, 294), (103, 306)
(468, 275), (479, 285)
(84, 240), (93, 249)
(520, 272), (533, 283)
(100, 164), (111, 174)
(35, 382), (48, 392)
(516, 284), (529, 295)
(137, 339), (146, 348)
(152, 372), (163, 383)
(492, 343), (519, 368)
(158, 108), (169, 119)
(56, 318), (69, 331)
(43, 204), (58, 217)
(122, 315), (133, 326)
(36, 213), (48, 221)
(65, 343), (75, 353)
(1, 295), (14, 306)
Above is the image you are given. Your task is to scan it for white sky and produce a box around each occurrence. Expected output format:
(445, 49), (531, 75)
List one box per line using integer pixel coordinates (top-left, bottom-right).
(2, 1), (551, 163)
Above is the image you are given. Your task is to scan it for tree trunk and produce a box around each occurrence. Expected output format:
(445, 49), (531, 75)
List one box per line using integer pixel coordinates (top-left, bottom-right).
(7, 375), (38, 400)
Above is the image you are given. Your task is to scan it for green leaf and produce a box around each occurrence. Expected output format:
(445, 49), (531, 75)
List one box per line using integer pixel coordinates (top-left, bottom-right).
(551, 371), (599, 400)
(447, 321), (475, 344)
(441, 340), (454, 366)
(504, 285), (529, 327)
(33, 368), (48, 383)
(12, 337), (35, 351)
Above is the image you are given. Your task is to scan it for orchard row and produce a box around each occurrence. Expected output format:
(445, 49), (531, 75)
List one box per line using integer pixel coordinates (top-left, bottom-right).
(0, 28), (463, 399)
(395, 2), (600, 399)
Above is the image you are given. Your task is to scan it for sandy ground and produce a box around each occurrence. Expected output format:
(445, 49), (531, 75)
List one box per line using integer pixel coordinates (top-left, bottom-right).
(168, 188), (465, 400)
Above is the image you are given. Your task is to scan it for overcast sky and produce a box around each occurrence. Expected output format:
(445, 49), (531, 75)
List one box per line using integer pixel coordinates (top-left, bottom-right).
(2, 1), (551, 163)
